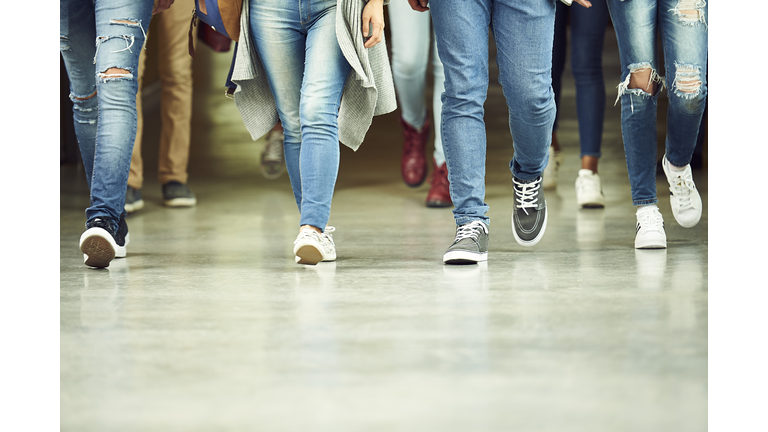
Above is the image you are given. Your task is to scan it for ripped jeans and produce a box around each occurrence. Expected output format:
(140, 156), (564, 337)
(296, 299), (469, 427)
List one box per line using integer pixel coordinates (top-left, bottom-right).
(607, 0), (707, 206)
(60, 0), (153, 228)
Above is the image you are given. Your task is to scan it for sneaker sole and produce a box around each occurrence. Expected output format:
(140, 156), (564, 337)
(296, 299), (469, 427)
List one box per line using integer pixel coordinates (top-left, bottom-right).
(511, 206), (548, 247)
(635, 239), (667, 249)
(164, 197), (197, 207)
(80, 228), (117, 268)
(295, 244), (323, 265)
(635, 231), (667, 249)
(579, 200), (605, 209)
(125, 199), (144, 213)
(443, 250), (488, 264)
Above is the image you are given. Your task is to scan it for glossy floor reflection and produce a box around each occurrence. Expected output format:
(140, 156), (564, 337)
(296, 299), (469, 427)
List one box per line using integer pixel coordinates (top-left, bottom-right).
(60, 28), (707, 432)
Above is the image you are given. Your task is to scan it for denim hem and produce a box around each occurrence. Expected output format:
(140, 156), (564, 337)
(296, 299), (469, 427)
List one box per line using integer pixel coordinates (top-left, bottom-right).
(454, 217), (489, 227)
(633, 199), (658, 206)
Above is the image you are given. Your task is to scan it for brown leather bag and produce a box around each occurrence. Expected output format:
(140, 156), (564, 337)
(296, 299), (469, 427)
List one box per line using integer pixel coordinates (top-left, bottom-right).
(198, 21), (232, 53)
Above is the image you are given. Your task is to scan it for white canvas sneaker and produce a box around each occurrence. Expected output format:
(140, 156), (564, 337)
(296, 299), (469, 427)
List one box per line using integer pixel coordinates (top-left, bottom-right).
(662, 155), (702, 228)
(635, 205), (666, 249)
(293, 226), (337, 265)
(575, 169), (605, 208)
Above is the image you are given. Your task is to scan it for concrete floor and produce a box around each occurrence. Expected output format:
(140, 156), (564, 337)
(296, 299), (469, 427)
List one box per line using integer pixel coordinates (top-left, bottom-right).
(59, 25), (707, 432)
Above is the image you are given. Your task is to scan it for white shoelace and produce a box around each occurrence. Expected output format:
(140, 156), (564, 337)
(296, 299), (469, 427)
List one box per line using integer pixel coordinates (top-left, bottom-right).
(455, 221), (487, 241)
(295, 226), (336, 251)
(513, 178), (542, 215)
(669, 174), (696, 208)
(637, 207), (663, 231)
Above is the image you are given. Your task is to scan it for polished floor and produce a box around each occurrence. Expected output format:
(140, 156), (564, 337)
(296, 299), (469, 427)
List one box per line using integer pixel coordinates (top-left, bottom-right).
(60, 27), (707, 431)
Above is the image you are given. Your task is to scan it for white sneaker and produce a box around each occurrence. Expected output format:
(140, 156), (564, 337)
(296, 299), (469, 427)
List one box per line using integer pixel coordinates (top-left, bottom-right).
(662, 155), (702, 228)
(542, 146), (562, 190)
(635, 205), (666, 249)
(575, 169), (605, 208)
(293, 226), (337, 265)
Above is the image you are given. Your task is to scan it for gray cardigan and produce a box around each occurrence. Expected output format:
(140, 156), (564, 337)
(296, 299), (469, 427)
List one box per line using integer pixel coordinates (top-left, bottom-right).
(231, 0), (396, 151)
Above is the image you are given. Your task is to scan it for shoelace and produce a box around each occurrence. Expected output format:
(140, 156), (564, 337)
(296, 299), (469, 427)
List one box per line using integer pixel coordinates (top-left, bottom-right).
(637, 208), (663, 232)
(263, 132), (284, 162)
(577, 173), (601, 194)
(294, 227), (336, 250)
(455, 221), (487, 241)
(513, 178), (542, 215)
(669, 175), (696, 208)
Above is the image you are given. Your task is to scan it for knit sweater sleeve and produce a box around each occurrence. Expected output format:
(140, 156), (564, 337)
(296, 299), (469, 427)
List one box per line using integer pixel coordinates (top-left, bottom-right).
(335, 0), (397, 151)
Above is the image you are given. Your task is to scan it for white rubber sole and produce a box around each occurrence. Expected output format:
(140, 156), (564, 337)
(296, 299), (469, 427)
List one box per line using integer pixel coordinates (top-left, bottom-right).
(125, 199), (144, 213)
(577, 193), (605, 209)
(164, 197), (197, 207)
(443, 250), (488, 264)
(511, 205), (548, 247)
(635, 232), (667, 249)
(294, 241), (336, 265)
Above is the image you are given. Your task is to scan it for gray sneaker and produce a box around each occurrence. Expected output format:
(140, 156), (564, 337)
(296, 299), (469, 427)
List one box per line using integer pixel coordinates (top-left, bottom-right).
(261, 129), (285, 180)
(125, 186), (144, 213)
(162, 181), (197, 207)
(511, 176), (547, 246)
(443, 220), (489, 264)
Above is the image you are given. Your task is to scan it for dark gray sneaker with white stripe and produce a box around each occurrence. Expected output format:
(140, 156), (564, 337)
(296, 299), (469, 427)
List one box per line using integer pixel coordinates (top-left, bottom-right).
(511, 176), (548, 246)
(443, 220), (489, 264)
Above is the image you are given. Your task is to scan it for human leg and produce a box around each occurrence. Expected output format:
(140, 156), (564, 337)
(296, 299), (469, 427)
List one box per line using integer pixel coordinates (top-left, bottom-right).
(543, 1), (568, 190)
(607, 0), (662, 207)
(430, 0), (491, 227)
(425, 31), (452, 208)
(153, 0), (198, 206)
(61, 0), (153, 266)
(607, 0), (667, 248)
(571, 0), (609, 207)
(250, 0), (349, 263)
(126, 44), (147, 213)
(570, 0), (609, 166)
(493, 0), (556, 246)
(659, 0), (707, 228)
(249, 0), (307, 214)
(389, 0), (432, 187)
(430, 0), (492, 263)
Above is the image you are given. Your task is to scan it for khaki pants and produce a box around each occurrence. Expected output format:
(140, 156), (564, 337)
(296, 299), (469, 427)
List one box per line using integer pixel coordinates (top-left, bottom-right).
(129, 0), (196, 189)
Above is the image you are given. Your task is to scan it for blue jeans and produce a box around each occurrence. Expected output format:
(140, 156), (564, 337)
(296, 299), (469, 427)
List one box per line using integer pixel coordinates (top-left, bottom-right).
(388, 0), (446, 166)
(60, 0), (153, 229)
(430, 0), (556, 226)
(249, 0), (351, 231)
(607, 0), (708, 205)
(552, 0), (610, 158)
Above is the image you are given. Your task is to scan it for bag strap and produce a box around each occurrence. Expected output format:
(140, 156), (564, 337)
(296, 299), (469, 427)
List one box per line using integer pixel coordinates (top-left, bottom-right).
(188, 9), (197, 58)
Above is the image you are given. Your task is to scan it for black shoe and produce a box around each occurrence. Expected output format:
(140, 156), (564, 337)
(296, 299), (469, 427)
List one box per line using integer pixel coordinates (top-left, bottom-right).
(511, 176), (547, 246)
(443, 220), (489, 264)
(79, 216), (129, 268)
(125, 186), (144, 213)
(162, 181), (197, 207)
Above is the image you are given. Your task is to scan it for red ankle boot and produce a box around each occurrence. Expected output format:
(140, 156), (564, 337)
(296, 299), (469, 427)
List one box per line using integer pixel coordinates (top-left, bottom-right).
(426, 160), (452, 208)
(400, 116), (429, 187)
